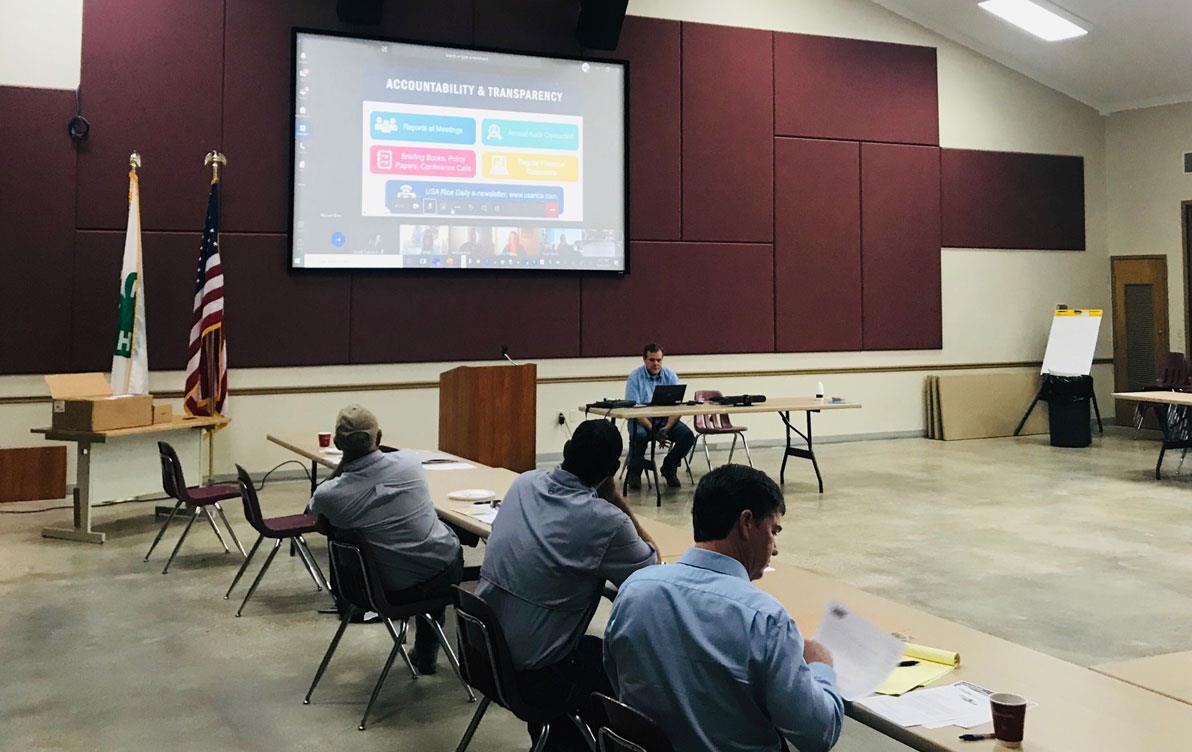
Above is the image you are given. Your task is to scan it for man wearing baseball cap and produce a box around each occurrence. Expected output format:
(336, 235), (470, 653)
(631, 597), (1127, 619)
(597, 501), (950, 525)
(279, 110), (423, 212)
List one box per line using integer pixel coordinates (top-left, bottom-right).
(309, 404), (462, 674)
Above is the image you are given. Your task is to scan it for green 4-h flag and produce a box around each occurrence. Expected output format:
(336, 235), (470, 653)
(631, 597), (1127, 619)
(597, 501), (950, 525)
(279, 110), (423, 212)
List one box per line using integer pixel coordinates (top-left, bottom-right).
(111, 167), (148, 395)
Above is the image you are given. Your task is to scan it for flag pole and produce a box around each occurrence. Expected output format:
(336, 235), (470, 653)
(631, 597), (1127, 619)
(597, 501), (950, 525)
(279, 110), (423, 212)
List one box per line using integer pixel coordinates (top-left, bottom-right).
(202, 150), (226, 419)
(123, 151), (143, 395)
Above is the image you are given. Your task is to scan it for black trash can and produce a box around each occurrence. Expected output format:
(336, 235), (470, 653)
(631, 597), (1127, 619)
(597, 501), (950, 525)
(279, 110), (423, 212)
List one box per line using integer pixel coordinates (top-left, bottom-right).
(1044, 376), (1092, 447)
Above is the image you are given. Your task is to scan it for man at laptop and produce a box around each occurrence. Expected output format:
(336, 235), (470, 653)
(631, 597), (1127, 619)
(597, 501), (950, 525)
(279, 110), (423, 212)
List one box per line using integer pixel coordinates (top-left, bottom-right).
(624, 343), (696, 489)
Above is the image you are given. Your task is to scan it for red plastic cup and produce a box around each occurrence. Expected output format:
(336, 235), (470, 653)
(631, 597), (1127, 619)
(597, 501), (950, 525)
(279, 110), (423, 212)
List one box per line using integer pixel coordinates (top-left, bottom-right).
(317, 431), (332, 448)
(990, 693), (1027, 748)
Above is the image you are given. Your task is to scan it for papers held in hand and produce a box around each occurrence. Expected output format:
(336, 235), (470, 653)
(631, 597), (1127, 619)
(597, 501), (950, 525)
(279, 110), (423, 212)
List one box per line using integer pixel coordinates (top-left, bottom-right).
(812, 602), (905, 701)
(875, 642), (961, 696)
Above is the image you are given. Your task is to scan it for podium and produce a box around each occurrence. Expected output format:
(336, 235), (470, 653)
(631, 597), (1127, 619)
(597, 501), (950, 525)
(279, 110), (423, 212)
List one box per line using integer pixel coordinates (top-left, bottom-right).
(438, 363), (537, 472)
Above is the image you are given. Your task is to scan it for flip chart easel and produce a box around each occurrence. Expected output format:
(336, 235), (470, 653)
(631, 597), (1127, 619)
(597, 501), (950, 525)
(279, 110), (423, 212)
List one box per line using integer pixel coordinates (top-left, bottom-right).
(1014, 307), (1105, 436)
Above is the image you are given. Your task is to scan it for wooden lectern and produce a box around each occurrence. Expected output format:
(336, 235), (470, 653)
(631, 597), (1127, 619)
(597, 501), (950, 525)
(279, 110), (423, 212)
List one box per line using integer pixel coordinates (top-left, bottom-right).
(438, 363), (537, 472)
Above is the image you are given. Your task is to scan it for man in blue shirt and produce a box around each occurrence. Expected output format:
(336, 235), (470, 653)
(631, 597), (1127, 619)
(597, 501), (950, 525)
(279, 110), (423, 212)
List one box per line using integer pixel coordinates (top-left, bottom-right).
(624, 343), (695, 490)
(476, 419), (659, 751)
(604, 464), (844, 752)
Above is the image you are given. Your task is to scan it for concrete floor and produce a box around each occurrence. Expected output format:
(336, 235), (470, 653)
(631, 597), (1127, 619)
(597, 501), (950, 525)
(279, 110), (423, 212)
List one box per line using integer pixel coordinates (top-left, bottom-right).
(1, 428), (1188, 751)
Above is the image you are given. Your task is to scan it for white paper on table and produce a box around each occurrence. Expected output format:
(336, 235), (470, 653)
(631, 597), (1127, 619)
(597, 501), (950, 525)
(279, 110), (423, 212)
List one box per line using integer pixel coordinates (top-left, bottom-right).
(422, 461), (477, 471)
(811, 601), (905, 701)
(857, 681), (994, 728)
(464, 505), (499, 524)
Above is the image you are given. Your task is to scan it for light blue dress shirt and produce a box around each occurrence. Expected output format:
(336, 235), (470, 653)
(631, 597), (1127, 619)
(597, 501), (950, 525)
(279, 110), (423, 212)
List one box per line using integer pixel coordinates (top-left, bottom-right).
(475, 468), (657, 670)
(604, 548), (844, 752)
(624, 364), (679, 405)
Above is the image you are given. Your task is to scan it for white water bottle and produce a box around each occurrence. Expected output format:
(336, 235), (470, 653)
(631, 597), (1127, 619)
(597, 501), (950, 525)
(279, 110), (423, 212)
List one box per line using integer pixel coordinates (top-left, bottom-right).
(816, 381), (824, 400)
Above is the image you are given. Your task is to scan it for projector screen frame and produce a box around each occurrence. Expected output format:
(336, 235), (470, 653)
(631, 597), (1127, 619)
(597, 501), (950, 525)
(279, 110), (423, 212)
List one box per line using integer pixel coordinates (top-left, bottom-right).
(287, 26), (631, 276)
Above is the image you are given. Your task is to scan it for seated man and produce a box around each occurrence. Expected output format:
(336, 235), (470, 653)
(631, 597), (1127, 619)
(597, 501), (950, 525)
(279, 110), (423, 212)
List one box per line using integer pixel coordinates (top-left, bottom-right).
(309, 404), (462, 674)
(624, 342), (695, 489)
(475, 419), (659, 751)
(604, 464), (844, 752)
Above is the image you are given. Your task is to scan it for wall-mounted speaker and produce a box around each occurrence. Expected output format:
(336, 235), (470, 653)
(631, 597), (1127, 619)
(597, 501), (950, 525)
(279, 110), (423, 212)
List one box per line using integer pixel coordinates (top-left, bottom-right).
(576, 0), (629, 50)
(336, 0), (384, 25)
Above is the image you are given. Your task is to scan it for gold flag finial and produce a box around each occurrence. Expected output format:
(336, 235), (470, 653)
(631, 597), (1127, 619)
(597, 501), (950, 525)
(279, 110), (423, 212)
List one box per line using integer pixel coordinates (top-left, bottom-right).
(129, 151), (142, 171)
(203, 150), (227, 183)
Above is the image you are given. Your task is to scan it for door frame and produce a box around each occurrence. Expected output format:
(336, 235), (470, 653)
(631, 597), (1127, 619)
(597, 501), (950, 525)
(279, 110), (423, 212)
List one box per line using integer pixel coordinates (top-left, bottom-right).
(1183, 201), (1192, 355)
(1110, 254), (1170, 426)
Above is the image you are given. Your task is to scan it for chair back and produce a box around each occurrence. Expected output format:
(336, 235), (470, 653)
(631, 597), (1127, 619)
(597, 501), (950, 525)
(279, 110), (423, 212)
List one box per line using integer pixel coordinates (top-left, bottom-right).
(157, 441), (190, 502)
(593, 694), (674, 752)
(692, 390), (732, 431)
(1159, 352), (1189, 388)
(326, 535), (383, 615)
(234, 464), (269, 535)
(452, 585), (544, 720)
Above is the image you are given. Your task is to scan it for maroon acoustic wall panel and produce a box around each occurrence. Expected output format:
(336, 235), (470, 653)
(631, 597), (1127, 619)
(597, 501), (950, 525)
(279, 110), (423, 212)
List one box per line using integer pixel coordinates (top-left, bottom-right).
(0, 87), (76, 374)
(473, 0), (582, 55)
(76, 0), (224, 231)
(681, 23), (773, 243)
(581, 242), (774, 356)
(774, 138), (862, 352)
(941, 149), (1085, 250)
(221, 0), (473, 233)
(861, 143), (941, 350)
(220, 235), (352, 366)
(349, 274), (581, 363)
(70, 231), (200, 372)
(774, 33), (938, 146)
(611, 16), (681, 241)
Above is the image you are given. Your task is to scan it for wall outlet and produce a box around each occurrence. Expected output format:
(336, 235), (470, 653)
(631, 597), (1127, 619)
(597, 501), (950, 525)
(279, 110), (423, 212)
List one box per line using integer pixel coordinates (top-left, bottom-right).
(557, 412), (566, 425)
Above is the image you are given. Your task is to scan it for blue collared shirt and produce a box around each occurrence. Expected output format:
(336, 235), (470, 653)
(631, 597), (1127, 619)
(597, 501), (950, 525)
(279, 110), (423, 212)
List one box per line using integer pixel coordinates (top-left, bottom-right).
(604, 548), (844, 752)
(475, 467), (657, 670)
(624, 364), (679, 405)
(309, 450), (461, 592)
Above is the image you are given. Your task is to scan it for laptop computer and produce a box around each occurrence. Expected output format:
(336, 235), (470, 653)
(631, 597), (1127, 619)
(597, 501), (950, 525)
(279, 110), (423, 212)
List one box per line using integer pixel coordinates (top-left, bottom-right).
(648, 383), (687, 407)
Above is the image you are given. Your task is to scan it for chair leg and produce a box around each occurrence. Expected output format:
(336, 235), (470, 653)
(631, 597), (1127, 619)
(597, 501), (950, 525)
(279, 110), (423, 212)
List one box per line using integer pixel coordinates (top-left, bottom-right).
(454, 696), (491, 752)
(386, 618), (419, 680)
(144, 500), (182, 561)
(236, 539), (281, 617)
(225, 533), (264, 599)
(702, 434), (713, 472)
(305, 608), (353, 704)
(531, 723), (552, 752)
(361, 625), (405, 731)
(727, 433), (738, 464)
(213, 502), (247, 557)
(204, 506), (232, 554)
(422, 613), (477, 702)
(162, 508), (201, 574)
(295, 536), (328, 591)
(569, 713), (597, 752)
(741, 434), (754, 468)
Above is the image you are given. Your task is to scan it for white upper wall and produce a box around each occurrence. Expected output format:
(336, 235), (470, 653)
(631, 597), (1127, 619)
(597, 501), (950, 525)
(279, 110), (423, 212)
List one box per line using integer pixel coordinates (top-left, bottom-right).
(0, 0), (82, 90)
(1106, 102), (1192, 353)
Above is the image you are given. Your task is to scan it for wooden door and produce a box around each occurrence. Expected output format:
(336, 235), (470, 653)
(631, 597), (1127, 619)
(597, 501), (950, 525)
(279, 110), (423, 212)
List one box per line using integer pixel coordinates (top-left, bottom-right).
(1111, 256), (1169, 426)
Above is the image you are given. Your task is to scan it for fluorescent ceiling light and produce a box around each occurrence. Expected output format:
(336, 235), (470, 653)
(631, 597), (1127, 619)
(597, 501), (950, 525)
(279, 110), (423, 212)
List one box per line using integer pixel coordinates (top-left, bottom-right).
(978, 0), (1088, 41)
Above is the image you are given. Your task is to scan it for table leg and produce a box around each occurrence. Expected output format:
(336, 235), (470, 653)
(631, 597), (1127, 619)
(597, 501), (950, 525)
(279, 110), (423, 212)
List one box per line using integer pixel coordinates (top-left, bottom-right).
(777, 410), (825, 494)
(310, 460), (318, 496)
(42, 440), (105, 544)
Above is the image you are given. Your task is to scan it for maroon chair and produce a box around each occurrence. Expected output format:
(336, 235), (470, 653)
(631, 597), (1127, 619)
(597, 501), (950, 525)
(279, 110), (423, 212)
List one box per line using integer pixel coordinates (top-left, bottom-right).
(304, 534), (474, 731)
(225, 464), (329, 616)
(691, 390), (753, 471)
(145, 441), (246, 574)
(1135, 353), (1192, 430)
(590, 693), (675, 752)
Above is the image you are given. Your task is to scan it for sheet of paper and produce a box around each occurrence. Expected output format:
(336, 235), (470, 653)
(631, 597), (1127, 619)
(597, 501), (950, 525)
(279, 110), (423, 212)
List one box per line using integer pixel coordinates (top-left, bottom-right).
(422, 461), (476, 471)
(858, 681), (994, 728)
(464, 505), (499, 524)
(812, 601), (905, 701)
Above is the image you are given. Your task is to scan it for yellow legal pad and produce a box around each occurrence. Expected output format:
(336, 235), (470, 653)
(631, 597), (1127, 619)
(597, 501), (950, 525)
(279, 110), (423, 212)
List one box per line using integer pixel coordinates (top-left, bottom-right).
(874, 643), (960, 696)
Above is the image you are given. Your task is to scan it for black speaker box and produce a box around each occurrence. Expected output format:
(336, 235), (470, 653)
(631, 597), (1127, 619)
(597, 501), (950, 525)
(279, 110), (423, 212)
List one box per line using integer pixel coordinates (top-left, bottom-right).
(576, 0), (629, 50)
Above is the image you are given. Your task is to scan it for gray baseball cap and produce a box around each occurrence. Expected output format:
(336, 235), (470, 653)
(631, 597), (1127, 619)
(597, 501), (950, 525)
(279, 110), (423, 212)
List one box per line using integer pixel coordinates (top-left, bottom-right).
(335, 404), (380, 451)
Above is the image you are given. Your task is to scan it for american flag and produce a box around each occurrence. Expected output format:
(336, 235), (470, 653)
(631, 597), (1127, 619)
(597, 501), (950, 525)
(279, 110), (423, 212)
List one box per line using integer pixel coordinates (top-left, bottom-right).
(183, 180), (227, 417)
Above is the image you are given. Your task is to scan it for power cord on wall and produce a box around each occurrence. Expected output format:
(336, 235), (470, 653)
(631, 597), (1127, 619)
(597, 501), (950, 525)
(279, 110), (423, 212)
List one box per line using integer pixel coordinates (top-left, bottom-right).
(0, 459), (314, 515)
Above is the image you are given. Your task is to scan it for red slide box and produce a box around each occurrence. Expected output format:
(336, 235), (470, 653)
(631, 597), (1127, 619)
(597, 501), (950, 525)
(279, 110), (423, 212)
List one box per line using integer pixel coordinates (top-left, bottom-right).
(369, 146), (476, 177)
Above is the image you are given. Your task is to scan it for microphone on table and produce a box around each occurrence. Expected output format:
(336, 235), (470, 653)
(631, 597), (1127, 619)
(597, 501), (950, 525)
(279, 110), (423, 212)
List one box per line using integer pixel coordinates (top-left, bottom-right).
(500, 344), (520, 366)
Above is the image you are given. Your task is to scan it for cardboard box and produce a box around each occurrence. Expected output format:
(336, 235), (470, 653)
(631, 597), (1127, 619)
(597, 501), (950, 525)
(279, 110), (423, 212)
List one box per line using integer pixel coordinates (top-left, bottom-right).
(45, 373), (153, 432)
(152, 402), (174, 424)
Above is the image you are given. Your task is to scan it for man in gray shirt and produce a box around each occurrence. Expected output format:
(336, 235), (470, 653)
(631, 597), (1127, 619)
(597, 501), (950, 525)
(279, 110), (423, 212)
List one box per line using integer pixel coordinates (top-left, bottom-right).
(310, 404), (462, 674)
(475, 419), (659, 751)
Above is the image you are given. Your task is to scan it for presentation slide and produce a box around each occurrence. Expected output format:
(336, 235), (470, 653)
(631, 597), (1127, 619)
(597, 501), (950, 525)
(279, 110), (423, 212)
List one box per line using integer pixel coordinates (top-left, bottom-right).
(291, 31), (627, 271)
